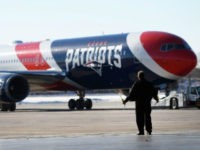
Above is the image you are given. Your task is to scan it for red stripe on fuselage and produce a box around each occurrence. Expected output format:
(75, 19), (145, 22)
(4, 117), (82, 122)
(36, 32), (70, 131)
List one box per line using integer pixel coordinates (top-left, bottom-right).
(15, 42), (51, 70)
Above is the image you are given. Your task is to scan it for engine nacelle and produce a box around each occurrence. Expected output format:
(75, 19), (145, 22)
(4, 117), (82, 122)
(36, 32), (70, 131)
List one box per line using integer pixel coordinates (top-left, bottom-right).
(0, 73), (29, 103)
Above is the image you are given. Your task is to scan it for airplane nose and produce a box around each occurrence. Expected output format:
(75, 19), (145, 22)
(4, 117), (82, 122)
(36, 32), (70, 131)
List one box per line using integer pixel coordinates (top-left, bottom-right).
(164, 50), (197, 76)
(139, 31), (197, 77)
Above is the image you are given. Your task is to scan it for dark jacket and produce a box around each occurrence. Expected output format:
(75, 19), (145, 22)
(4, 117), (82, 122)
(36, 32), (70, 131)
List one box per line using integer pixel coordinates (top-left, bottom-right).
(126, 79), (158, 106)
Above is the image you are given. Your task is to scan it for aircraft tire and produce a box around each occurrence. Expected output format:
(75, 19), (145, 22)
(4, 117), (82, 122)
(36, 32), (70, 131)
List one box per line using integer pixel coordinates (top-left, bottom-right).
(76, 98), (84, 110)
(9, 103), (16, 111)
(170, 97), (179, 109)
(85, 99), (92, 110)
(68, 99), (76, 110)
(1, 104), (9, 111)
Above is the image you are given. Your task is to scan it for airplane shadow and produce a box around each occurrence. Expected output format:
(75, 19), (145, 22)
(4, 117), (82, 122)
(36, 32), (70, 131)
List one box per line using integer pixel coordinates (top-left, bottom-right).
(15, 108), (135, 112)
(15, 106), (175, 112)
(1, 107), (196, 113)
(14, 105), (173, 112)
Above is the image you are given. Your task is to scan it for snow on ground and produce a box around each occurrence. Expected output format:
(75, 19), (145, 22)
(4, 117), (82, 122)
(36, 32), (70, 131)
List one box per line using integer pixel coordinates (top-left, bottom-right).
(23, 93), (126, 103)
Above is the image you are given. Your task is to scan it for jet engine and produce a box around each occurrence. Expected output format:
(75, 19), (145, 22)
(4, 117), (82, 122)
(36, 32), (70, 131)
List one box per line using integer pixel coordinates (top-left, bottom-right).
(0, 73), (29, 103)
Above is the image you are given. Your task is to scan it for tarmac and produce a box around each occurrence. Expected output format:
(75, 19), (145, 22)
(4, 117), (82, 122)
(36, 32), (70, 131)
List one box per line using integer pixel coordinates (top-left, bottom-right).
(0, 102), (200, 150)
(0, 134), (200, 150)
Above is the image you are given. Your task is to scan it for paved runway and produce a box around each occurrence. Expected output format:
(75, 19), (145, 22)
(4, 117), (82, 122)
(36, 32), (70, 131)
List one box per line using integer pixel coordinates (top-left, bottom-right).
(0, 102), (200, 149)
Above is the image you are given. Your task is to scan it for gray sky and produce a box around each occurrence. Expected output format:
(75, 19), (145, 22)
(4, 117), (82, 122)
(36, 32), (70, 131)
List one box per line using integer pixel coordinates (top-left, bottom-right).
(0, 0), (199, 54)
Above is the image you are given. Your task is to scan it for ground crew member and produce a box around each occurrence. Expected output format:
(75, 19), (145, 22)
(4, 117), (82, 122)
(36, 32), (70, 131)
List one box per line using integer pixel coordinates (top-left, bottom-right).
(123, 71), (159, 135)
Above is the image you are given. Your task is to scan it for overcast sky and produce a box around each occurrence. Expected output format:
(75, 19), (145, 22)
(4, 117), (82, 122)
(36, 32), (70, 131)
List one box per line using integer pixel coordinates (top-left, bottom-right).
(0, 0), (199, 54)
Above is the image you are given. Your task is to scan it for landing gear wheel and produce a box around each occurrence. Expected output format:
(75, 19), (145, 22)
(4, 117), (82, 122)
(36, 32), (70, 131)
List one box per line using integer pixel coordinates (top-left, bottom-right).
(9, 103), (16, 111)
(85, 99), (92, 110)
(1, 103), (16, 111)
(1, 104), (9, 111)
(170, 98), (179, 109)
(76, 98), (84, 110)
(68, 99), (76, 110)
(67, 91), (93, 110)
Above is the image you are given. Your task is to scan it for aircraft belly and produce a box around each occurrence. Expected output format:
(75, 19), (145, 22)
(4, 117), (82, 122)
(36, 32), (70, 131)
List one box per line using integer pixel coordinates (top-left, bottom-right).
(27, 75), (80, 91)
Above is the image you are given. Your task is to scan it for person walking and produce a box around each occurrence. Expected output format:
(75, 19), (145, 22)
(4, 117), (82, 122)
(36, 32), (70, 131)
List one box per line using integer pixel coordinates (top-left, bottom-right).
(123, 71), (159, 135)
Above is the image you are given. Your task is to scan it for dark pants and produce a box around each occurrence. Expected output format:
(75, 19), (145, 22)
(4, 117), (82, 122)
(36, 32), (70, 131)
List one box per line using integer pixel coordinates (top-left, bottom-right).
(135, 104), (152, 133)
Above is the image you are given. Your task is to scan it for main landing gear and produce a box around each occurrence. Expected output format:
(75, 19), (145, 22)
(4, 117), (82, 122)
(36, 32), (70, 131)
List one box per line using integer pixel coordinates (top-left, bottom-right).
(68, 91), (92, 110)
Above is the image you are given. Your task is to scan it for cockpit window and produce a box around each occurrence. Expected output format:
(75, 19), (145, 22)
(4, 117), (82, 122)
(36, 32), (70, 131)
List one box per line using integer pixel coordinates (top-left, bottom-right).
(160, 44), (174, 52)
(160, 43), (191, 52)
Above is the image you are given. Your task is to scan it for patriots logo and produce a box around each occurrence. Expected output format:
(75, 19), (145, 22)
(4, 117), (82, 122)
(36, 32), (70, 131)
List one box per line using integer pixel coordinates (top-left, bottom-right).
(84, 61), (103, 76)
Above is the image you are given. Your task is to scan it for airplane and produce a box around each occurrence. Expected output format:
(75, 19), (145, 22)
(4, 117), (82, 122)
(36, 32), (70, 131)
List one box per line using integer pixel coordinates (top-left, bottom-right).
(0, 31), (197, 111)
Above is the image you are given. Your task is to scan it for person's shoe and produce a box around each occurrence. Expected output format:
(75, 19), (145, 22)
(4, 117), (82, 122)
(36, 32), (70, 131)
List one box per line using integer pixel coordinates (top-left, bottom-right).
(147, 131), (152, 135)
(137, 132), (144, 135)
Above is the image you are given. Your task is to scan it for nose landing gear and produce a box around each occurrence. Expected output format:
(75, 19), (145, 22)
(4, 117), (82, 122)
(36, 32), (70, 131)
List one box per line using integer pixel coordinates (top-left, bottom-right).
(68, 91), (92, 110)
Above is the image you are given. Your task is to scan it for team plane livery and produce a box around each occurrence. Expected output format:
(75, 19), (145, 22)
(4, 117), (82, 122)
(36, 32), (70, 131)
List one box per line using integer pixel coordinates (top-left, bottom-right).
(0, 31), (197, 111)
